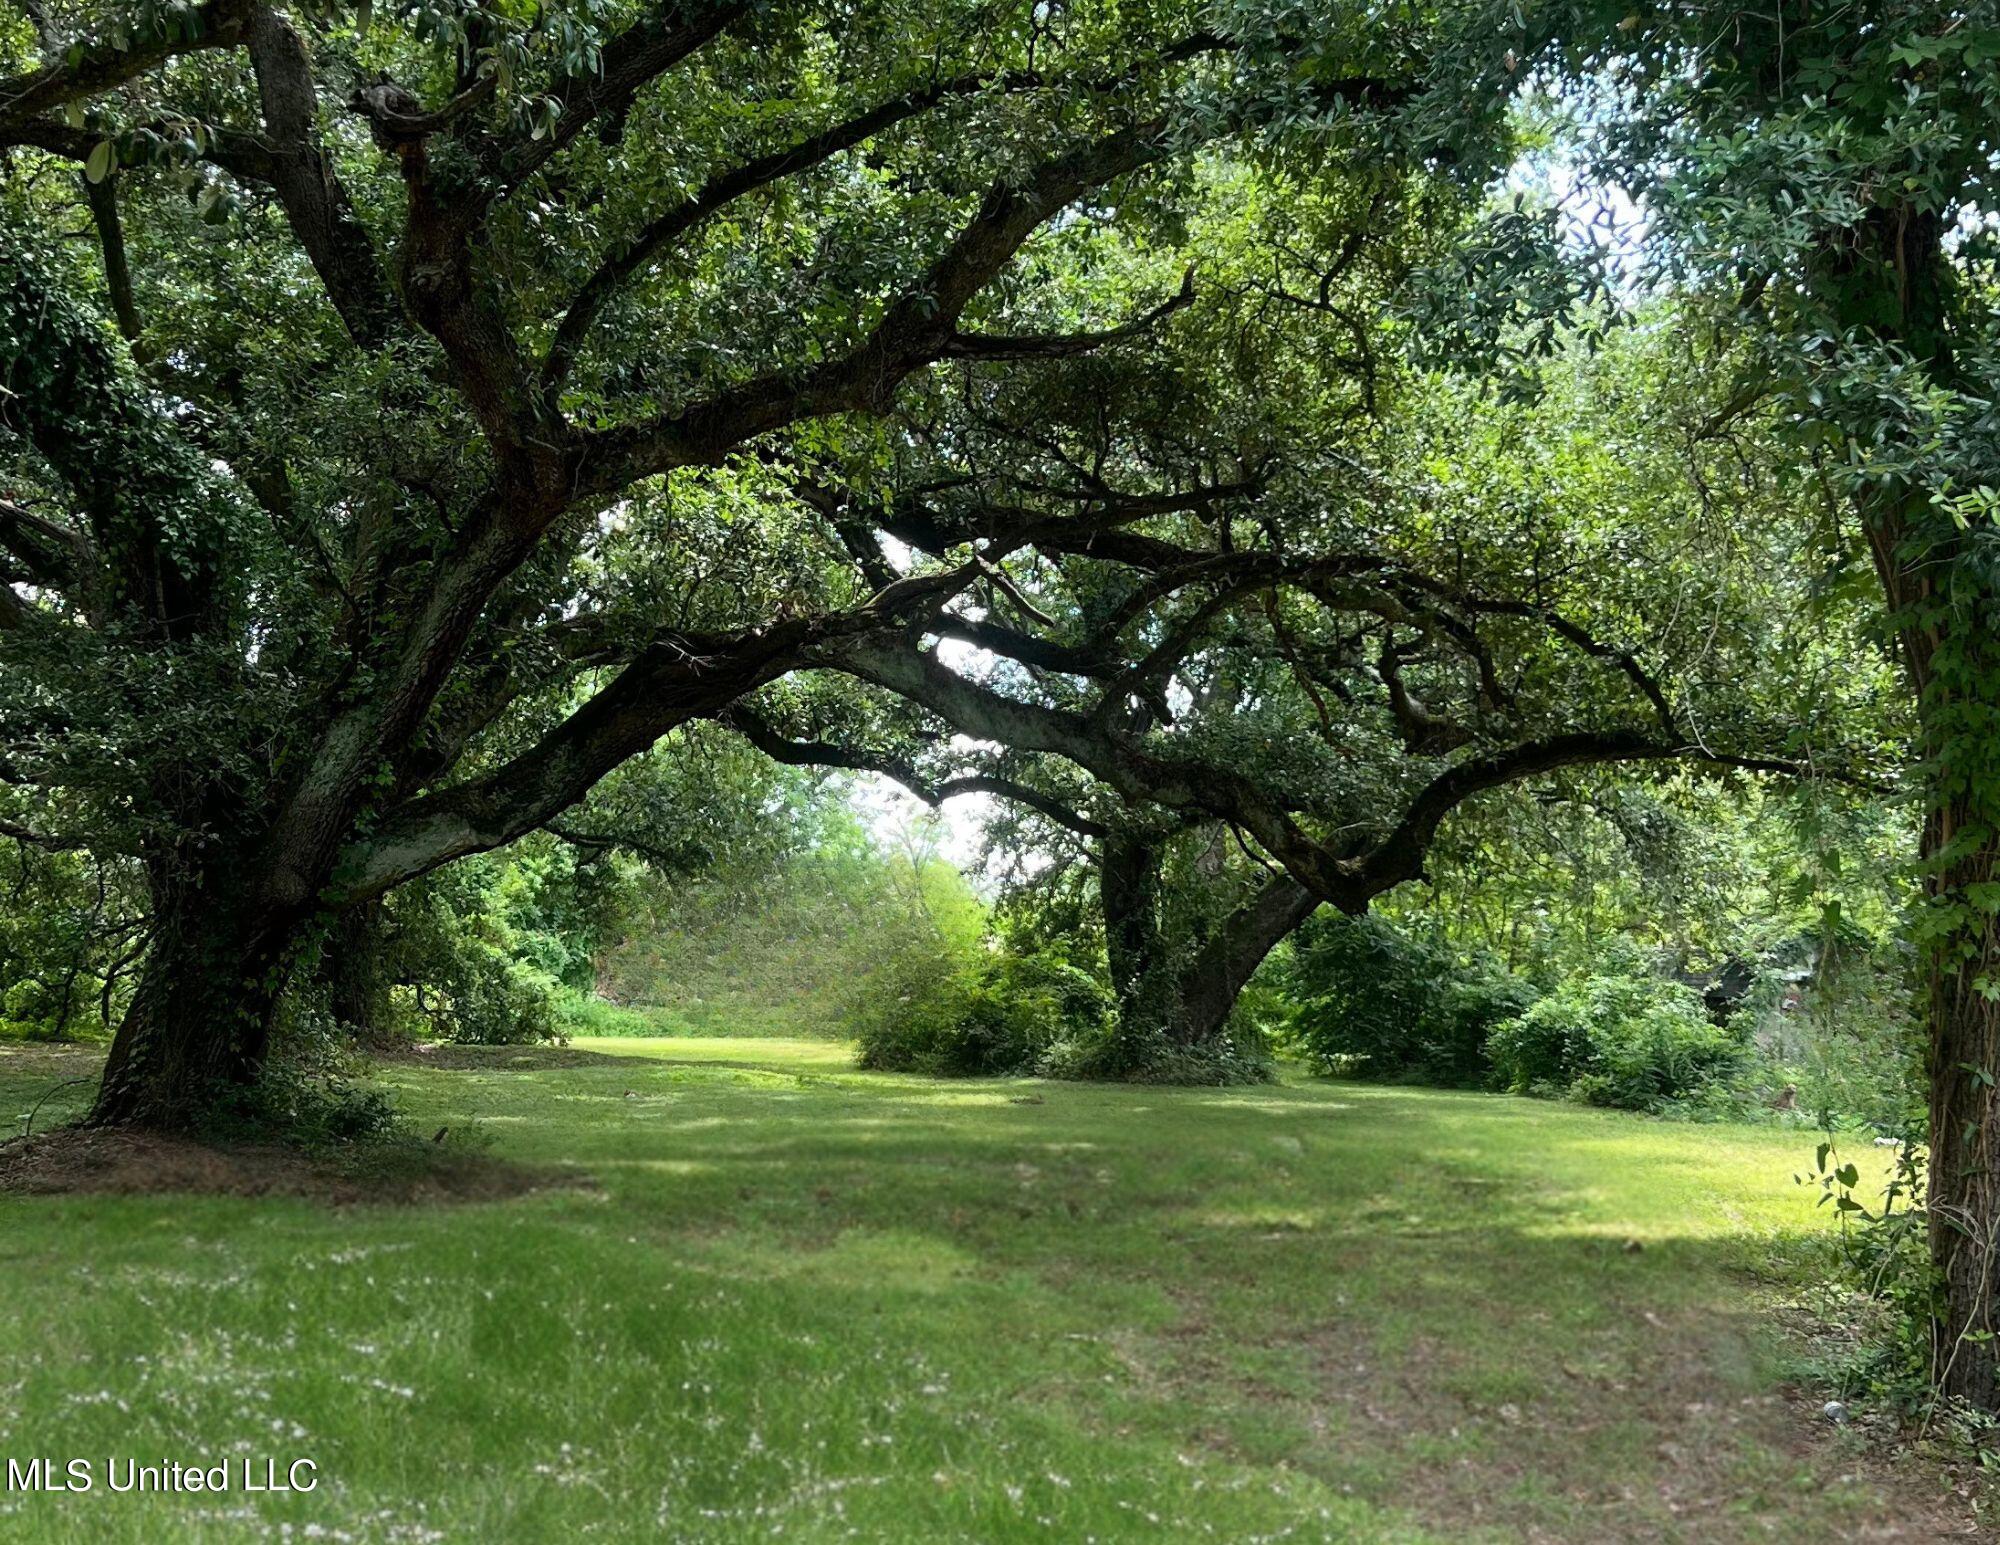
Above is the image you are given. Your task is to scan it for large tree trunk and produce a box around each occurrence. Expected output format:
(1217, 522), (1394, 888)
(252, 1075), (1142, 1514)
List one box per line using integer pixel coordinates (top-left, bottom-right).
(1156, 874), (1320, 1048)
(1869, 487), (2000, 1406)
(321, 898), (395, 1045)
(1926, 827), (2000, 1407)
(87, 868), (299, 1130)
(1868, 513), (2000, 1408)
(1856, 432), (2000, 1400)
(1100, 829), (1168, 1028)
(1816, 206), (2000, 1407)
(1885, 499), (2000, 1407)
(1098, 829), (1319, 1071)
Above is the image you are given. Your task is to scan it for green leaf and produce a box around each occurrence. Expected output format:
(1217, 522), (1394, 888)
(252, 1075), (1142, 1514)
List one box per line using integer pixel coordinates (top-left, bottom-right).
(84, 141), (115, 184)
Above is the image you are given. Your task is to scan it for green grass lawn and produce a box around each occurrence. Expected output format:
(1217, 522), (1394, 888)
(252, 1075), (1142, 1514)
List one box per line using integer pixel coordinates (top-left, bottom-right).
(0, 1037), (1968, 1542)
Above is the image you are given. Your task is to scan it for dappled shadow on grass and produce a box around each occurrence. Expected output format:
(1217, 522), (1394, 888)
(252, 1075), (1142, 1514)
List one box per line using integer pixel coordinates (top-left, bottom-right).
(0, 1042), (1980, 1538)
(378, 1038), (859, 1080)
(0, 1039), (104, 1135)
(371, 1055), (1998, 1535)
(0, 1043), (601, 1205)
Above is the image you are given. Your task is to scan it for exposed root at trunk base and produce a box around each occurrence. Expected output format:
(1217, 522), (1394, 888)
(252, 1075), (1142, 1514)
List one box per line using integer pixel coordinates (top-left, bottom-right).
(0, 1125), (597, 1206)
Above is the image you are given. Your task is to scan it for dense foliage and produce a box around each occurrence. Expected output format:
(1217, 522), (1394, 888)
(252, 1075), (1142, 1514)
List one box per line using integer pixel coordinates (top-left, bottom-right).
(855, 951), (1113, 1078)
(0, 842), (142, 1041)
(1487, 967), (1737, 1109)
(1273, 769), (1922, 1121)
(1283, 912), (1532, 1089)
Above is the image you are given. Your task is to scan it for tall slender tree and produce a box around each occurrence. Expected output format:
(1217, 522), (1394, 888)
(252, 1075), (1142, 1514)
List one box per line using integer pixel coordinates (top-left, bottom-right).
(1523, 0), (2000, 1414)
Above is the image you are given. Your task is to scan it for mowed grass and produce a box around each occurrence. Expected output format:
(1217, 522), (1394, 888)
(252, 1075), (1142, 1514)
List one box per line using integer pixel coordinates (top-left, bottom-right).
(0, 1036), (1954, 1542)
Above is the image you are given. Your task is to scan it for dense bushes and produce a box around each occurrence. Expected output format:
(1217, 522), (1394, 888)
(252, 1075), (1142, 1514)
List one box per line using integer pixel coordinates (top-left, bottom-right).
(1280, 915), (1757, 1113)
(1282, 914), (1536, 1087)
(410, 942), (565, 1047)
(854, 951), (1112, 1077)
(596, 800), (1115, 1073)
(354, 840), (619, 1046)
(1487, 970), (1741, 1107)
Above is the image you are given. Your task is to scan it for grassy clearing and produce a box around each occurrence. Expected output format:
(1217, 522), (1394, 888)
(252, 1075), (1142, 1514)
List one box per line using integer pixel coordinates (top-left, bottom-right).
(0, 1037), (1972, 1542)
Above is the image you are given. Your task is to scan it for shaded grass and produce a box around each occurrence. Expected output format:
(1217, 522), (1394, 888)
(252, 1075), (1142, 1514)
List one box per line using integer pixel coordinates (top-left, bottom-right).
(0, 1037), (1968, 1541)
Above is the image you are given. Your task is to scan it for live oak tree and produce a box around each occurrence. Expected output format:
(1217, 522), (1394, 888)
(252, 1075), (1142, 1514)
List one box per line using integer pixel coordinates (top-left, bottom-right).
(726, 277), (1895, 1070)
(0, 0), (1909, 1180)
(1, 0), (1540, 1126)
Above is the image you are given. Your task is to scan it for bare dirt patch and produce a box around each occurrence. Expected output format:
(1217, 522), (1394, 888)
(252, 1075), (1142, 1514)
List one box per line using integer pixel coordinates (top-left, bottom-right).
(1135, 1299), (1990, 1542)
(0, 1125), (595, 1206)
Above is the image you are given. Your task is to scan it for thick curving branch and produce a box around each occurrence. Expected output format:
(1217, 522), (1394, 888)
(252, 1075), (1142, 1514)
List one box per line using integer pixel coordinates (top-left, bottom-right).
(0, 0), (254, 140)
(0, 497), (96, 596)
(944, 266), (1196, 360)
(721, 704), (1107, 837)
(814, 631), (1364, 899)
(813, 629), (1841, 911)
(572, 116), (1172, 495)
(493, 2), (750, 198)
(543, 70), (1002, 392)
(330, 622), (818, 901)
(244, 4), (398, 347)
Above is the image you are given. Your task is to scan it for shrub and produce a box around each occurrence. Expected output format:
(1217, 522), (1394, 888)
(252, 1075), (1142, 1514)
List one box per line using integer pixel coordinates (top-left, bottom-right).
(191, 999), (407, 1148)
(1, 978), (77, 1042)
(1488, 970), (1741, 1110)
(408, 943), (564, 1046)
(251, 1078), (402, 1148)
(854, 950), (1112, 1077)
(200, 1068), (402, 1150)
(553, 990), (660, 1038)
(1282, 914), (1535, 1086)
(1042, 1016), (1275, 1085)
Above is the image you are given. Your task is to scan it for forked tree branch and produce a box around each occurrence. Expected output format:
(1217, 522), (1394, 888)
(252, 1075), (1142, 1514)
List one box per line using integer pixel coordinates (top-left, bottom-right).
(570, 116), (1173, 495)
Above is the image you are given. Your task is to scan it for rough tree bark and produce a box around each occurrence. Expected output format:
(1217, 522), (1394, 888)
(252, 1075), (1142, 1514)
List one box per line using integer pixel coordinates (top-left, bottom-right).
(1096, 827), (1318, 1068)
(1868, 482), (2000, 1407)
(1828, 207), (2000, 1406)
(1923, 816), (2000, 1408)
(1099, 829), (1166, 1025)
(89, 858), (297, 1127)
